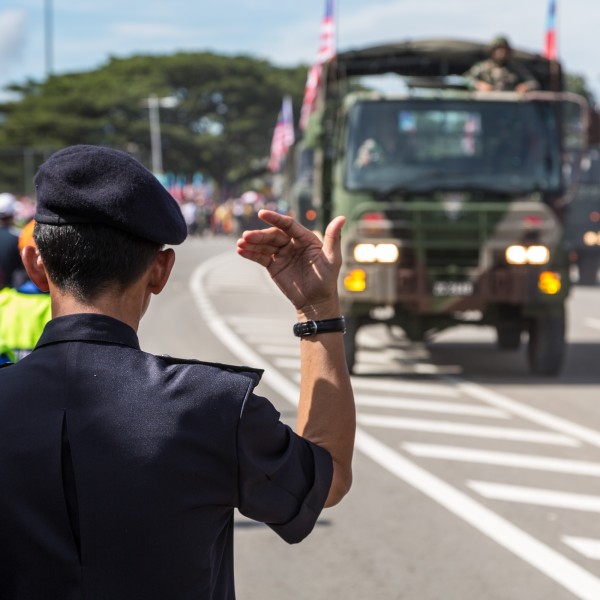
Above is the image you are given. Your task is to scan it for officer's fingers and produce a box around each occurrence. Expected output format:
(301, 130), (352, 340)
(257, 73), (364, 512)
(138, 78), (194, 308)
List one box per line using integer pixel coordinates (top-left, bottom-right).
(240, 226), (291, 248)
(258, 210), (316, 247)
(322, 216), (346, 262)
(236, 245), (273, 268)
(237, 237), (282, 260)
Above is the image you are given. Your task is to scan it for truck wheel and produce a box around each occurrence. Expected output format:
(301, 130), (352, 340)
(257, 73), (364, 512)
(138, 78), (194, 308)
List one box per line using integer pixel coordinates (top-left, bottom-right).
(578, 255), (599, 286)
(496, 325), (522, 350)
(527, 313), (566, 376)
(343, 316), (359, 374)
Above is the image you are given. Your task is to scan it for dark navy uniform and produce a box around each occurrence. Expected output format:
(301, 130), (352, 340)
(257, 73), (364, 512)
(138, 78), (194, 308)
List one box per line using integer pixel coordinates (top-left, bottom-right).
(0, 313), (333, 599)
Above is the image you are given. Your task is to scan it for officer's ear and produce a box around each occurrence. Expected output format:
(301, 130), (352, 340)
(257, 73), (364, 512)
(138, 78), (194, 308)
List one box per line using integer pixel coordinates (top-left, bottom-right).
(147, 248), (175, 295)
(21, 246), (50, 292)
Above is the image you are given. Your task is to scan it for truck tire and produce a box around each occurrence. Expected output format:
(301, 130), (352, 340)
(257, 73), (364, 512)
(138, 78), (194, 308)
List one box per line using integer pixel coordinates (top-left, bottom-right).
(527, 313), (566, 376)
(496, 324), (522, 350)
(578, 255), (599, 286)
(343, 316), (359, 374)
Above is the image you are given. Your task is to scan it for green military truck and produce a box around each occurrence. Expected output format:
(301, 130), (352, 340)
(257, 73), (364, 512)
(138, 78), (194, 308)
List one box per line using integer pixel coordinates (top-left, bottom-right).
(564, 147), (600, 285)
(292, 39), (591, 375)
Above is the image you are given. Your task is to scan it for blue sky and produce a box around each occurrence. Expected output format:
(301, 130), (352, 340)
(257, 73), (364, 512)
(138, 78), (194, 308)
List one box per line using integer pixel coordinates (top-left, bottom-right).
(1, 0), (599, 101)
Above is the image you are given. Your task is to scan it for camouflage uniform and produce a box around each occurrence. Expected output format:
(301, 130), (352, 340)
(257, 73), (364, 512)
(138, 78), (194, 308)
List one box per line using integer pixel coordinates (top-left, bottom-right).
(465, 59), (539, 92)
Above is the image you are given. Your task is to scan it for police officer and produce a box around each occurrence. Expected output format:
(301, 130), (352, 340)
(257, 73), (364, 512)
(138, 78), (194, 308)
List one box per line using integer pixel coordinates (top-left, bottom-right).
(0, 145), (355, 599)
(465, 35), (540, 93)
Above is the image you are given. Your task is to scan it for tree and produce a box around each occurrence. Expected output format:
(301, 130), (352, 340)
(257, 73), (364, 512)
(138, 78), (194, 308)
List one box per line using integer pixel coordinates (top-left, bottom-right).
(0, 53), (307, 194)
(565, 72), (596, 106)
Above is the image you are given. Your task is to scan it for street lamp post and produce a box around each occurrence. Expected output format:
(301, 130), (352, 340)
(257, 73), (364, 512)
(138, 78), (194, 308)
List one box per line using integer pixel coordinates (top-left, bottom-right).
(44, 0), (53, 76)
(146, 95), (179, 174)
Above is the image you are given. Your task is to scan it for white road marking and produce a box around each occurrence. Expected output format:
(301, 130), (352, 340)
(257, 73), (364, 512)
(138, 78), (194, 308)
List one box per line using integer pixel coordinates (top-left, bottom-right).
(190, 255), (302, 404)
(563, 537), (600, 560)
(191, 253), (600, 600)
(356, 396), (508, 418)
(447, 378), (600, 449)
(312, 374), (459, 398)
(404, 443), (600, 475)
(468, 481), (600, 512)
(358, 414), (579, 446)
(584, 318), (600, 331)
(356, 430), (600, 600)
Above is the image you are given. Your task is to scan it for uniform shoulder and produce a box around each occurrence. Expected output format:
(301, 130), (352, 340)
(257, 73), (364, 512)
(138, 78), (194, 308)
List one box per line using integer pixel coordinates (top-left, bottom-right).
(157, 354), (264, 380)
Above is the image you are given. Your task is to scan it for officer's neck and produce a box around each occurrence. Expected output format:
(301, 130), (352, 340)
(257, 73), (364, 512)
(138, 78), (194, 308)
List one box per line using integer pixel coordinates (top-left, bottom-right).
(48, 279), (151, 333)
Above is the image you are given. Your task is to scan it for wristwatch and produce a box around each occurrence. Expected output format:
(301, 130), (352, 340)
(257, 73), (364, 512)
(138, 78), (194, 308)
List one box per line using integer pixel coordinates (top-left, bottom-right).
(293, 316), (346, 337)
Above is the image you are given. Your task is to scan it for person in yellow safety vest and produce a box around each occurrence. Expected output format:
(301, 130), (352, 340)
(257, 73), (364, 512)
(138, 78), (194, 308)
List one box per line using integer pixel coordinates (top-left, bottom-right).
(0, 220), (52, 364)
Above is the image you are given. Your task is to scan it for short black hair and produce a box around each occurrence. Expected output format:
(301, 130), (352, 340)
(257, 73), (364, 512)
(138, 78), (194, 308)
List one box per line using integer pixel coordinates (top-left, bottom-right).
(33, 223), (162, 304)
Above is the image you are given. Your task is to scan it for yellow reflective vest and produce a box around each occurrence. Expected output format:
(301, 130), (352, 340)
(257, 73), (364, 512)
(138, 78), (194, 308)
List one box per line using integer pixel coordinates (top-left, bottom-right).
(0, 287), (52, 362)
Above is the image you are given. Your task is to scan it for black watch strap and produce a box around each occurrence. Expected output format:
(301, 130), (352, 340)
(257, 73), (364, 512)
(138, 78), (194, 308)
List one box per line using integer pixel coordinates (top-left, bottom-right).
(293, 316), (346, 337)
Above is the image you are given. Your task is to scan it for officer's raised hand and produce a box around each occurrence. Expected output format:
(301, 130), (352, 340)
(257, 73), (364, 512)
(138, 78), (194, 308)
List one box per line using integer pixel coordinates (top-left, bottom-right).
(236, 209), (346, 317)
(237, 209), (355, 507)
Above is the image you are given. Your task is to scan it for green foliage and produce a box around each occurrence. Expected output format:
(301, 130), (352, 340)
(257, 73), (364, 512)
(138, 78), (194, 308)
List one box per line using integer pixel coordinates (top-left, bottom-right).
(0, 53), (307, 193)
(565, 72), (596, 106)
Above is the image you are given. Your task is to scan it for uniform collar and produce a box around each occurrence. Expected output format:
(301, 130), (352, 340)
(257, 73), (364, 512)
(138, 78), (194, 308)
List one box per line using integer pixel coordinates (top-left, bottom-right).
(35, 313), (140, 350)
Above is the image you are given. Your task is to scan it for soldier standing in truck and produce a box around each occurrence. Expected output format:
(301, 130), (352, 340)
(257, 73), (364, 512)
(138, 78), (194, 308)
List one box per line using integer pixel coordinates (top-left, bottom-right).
(465, 35), (540, 93)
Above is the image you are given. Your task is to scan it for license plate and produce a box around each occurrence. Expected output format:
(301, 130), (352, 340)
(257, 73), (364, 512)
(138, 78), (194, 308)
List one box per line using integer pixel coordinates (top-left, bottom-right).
(432, 281), (474, 297)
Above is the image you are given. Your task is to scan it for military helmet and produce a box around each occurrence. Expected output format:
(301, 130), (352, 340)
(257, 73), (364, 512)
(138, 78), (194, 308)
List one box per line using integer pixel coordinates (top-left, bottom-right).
(490, 35), (511, 50)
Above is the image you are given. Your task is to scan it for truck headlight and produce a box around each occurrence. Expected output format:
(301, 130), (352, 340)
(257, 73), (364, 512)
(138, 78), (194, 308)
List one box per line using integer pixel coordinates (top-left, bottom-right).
(375, 244), (400, 263)
(505, 245), (528, 265)
(526, 245), (550, 265)
(354, 243), (399, 263)
(354, 243), (377, 263)
(505, 245), (550, 265)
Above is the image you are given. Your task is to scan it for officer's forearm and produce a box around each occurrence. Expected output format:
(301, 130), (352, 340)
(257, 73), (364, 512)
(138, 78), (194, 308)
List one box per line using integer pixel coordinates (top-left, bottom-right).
(295, 299), (356, 507)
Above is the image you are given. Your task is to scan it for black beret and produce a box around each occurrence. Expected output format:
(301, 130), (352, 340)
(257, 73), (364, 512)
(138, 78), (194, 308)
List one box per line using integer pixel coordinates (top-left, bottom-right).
(34, 145), (187, 245)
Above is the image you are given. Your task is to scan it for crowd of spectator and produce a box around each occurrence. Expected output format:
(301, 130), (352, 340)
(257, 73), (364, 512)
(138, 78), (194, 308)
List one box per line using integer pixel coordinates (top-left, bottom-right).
(173, 186), (290, 237)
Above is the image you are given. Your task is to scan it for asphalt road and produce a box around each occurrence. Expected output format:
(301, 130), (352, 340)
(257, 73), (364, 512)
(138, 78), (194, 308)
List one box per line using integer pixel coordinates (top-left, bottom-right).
(138, 235), (600, 600)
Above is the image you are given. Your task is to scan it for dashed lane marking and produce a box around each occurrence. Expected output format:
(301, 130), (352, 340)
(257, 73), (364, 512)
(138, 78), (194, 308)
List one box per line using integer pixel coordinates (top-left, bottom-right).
(357, 415), (580, 445)
(584, 318), (600, 331)
(356, 396), (508, 418)
(448, 378), (600, 449)
(563, 537), (600, 560)
(404, 443), (600, 475)
(468, 481), (600, 512)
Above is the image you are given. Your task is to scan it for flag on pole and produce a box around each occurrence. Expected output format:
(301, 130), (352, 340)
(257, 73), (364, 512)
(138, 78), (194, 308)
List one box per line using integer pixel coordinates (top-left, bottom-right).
(299, 0), (335, 130)
(544, 0), (557, 60)
(268, 95), (295, 173)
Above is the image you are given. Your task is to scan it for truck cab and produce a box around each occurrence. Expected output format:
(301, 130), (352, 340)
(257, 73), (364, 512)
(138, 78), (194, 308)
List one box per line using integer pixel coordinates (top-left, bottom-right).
(291, 39), (590, 375)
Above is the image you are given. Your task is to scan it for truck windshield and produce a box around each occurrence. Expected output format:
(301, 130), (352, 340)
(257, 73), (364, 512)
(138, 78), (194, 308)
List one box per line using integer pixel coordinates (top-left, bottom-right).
(345, 99), (562, 195)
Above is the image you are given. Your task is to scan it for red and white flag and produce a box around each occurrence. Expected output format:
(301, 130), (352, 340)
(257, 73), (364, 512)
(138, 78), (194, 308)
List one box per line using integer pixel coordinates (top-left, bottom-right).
(299, 0), (335, 130)
(268, 95), (295, 173)
(544, 0), (557, 60)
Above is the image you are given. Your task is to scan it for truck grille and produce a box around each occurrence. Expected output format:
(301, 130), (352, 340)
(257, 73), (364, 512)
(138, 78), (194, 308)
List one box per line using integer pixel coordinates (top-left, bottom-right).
(381, 202), (505, 270)
(425, 248), (480, 268)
